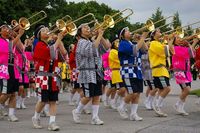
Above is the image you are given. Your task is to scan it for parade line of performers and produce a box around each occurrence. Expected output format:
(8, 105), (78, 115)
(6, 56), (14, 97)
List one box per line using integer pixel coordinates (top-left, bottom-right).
(1, 11), (200, 131)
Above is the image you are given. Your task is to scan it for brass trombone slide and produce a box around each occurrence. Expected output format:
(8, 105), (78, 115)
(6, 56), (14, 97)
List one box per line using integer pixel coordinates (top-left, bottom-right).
(132, 15), (174, 33)
(163, 20), (200, 35)
(93, 8), (133, 31)
(11, 10), (47, 30)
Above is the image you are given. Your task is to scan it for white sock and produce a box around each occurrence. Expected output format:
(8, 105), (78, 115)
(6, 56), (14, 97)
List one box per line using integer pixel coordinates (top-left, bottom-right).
(27, 89), (31, 97)
(149, 95), (154, 104)
(105, 95), (109, 102)
(131, 104), (138, 115)
(22, 98), (25, 104)
(9, 108), (15, 116)
(176, 99), (182, 106)
(119, 100), (127, 109)
(102, 93), (106, 101)
(34, 111), (40, 119)
(92, 105), (99, 119)
(75, 102), (85, 113)
(69, 93), (74, 102)
(16, 96), (21, 104)
(181, 102), (185, 110)
(44, 104), (49, 113)
(146, 95), (150, 103)
(157, 96), (164, 107)
(49, 115), (56, 124)
(76, 94), (81, 104)
(119, 96), (123, 105)
(114, 94), (119, 104)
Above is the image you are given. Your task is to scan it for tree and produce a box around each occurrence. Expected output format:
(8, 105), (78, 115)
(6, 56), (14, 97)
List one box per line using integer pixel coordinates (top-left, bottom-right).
(173, 11), (182, 29)
(185, 25), (193, 36)
(150, 7), (170, 32)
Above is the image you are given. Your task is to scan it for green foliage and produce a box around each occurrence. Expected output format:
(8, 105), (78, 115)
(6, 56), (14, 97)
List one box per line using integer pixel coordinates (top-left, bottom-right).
(150, 7), (174, 32)
(185, 26), (193, 36)
(0, 1), (181, 48)
(173, 11), (182, 29)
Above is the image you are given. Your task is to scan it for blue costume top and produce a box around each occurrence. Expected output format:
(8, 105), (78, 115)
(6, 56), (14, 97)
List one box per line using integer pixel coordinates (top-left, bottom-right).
(118, 39), (145, 79)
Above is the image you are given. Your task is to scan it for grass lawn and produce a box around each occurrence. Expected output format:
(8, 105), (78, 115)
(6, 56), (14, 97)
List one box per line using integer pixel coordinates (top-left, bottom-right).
(189, 89), (200, 97)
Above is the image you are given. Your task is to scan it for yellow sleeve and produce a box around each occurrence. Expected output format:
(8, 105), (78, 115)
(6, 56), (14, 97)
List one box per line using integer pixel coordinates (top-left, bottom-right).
(109, 50), (120, 64)
(149, 41), (166, 58)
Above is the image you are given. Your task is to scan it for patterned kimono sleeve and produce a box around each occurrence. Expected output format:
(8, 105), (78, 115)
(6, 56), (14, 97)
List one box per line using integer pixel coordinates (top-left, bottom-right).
(78, 39), (97, 57)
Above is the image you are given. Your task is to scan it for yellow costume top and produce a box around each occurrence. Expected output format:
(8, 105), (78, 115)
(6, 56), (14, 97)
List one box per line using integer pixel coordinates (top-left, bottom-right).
(148, 40), (170, 78)
(108, 49), (123, 84)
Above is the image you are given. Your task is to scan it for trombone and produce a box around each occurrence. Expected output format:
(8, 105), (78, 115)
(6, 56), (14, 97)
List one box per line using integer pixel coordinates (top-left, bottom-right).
(92, 8), (133, 31)
(48, 15), (73, 34)
(132, 15), (174, 34)
(49, 13), (97, 36)
(163, 20), (200, 38)
(11, 10), (47, 30)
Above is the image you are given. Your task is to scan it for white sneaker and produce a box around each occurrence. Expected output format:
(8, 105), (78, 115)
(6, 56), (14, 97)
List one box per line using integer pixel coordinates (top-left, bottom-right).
(111, 102), (117, 110)
(21, 103), (27, 109)
(8, 115), (19, 122)
(32, 117), (42, 129)
(145, 101), (153, 110)
(174, 104), (182, 114)
(48, 122), (60, 131)
(91, 117), (104, 125)
(176, 105), (189, 116)
(82, 109), (91, 114)
(117, 107), (128, 119)
(103, 100), (109, 107)
(130, 113), (143, 121)
(180, 109), (189, 116)
(72, 109), (81, 123)
(16, 103), (21, 109)
(69, 101), (75, 106)
(60, 89), (63, 94)
(153, 106), (168, 117)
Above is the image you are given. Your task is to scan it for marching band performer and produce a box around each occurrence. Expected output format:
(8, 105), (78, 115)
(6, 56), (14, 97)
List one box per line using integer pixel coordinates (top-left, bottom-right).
(15, 37), (31, 109)
(68, 41), (82, 106)
(102, 49), (112, 107)
(108, 38), (126, 109)
(0, 24), (24, 121)
(31, 25), (67, 131)
(117, 27), (148, 121)
(140, 36), (157, 110)
(148, 29), (174, 117)
(72, 23), (110, 125)
(24, 36), (36, 98)
(172, 35), (198, 115)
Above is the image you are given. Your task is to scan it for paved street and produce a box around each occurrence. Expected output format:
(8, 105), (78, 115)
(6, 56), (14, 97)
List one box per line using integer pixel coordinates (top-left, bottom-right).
(0, 79), (200, 133)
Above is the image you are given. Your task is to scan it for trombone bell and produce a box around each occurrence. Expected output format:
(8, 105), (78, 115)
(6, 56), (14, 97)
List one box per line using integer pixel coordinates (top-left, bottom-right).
(19, 17), (30, 30)
(17, 10), (47, 30)
(56, 19), (66, 31)
(146, 20), (155, 32)
(11, 20), (19, 27)
(104, 15), (114, 29)
(66, 21), (77, 36)
(195, 28), (200, 38)
(176, 26), (184, 38)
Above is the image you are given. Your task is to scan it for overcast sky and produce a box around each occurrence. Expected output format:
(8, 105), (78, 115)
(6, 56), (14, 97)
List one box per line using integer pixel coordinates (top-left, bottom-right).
(66, 0), (200, 28)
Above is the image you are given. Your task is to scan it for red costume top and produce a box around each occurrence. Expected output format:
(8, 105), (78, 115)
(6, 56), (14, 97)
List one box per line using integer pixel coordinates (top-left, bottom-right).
(33, 41), (60, 92)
